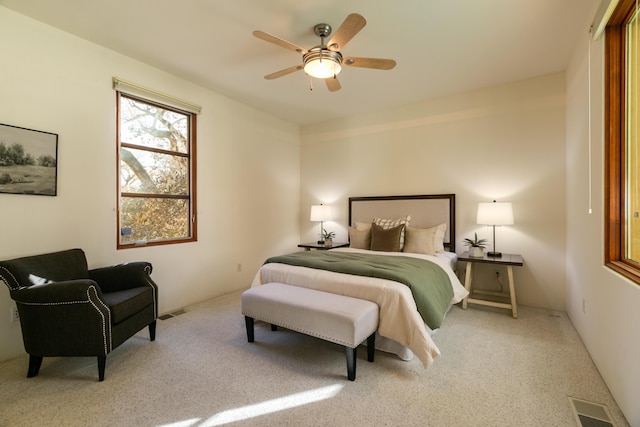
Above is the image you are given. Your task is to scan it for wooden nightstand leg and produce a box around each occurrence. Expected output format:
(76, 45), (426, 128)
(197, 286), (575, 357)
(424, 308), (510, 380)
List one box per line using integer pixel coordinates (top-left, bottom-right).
(462, 262), (473, 309)
(507, 265), (518, 318)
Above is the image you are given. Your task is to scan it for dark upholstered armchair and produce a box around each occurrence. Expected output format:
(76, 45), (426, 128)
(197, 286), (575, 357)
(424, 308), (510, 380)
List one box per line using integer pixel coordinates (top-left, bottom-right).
(0, 248), (158, 381)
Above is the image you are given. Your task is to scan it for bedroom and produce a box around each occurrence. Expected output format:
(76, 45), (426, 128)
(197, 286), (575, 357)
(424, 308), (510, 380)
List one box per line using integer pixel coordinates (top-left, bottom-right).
(0, 1), (638, 426)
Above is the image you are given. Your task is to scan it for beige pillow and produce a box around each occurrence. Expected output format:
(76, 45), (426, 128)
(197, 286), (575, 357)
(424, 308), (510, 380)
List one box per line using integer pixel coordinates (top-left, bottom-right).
(433, 222), (447, 252)
(348, 227), (371, 249)
(355, 221), (372, 231)
(403, 227), (437, 255)
(370, 223), (405, 252)
(373, 216), (411, 250)
(403, 223), (448, 254)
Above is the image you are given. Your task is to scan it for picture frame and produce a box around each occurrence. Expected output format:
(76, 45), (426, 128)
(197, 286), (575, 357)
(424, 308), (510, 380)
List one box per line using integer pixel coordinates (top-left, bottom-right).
(0, 123), (58, 196)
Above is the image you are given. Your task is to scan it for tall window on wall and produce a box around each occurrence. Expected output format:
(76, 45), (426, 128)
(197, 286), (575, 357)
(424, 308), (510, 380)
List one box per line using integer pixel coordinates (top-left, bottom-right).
(605, 0), (640, 284)
(114, 78), (200, 248)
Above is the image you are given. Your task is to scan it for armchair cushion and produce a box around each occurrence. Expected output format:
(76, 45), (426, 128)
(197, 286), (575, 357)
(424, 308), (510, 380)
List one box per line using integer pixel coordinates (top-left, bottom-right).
(103, 286), (154, 324)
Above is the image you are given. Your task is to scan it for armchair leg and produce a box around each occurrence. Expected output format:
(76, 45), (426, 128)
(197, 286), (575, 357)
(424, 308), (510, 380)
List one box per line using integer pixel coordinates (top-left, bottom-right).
(27, 355), (42, 378)
(97, 356), (106, 381)
(149, 320), (156, 341)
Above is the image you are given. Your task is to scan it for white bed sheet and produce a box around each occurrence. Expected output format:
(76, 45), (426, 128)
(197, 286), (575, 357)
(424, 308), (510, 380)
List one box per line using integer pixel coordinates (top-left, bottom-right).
(435, 250), (457, 271)
(250, 248), (468, 368)
(365, 250), (459, 361)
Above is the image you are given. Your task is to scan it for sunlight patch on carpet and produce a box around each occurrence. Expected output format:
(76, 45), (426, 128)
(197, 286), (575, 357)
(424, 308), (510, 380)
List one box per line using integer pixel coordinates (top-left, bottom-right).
(199, 383), (344, 426)
(157, 419), (200, 427)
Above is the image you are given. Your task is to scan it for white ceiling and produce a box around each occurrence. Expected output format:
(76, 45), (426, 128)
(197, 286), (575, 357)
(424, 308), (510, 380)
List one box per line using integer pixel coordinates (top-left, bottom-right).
(1, 0), (598, 125)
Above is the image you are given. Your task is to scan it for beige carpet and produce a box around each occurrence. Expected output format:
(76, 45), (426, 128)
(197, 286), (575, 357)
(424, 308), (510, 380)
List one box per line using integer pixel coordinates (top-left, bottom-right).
(0, 290), (629, 426)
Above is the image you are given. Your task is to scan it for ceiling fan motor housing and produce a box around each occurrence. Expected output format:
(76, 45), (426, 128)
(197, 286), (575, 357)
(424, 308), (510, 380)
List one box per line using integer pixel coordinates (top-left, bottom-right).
(313, 23), (332, 39)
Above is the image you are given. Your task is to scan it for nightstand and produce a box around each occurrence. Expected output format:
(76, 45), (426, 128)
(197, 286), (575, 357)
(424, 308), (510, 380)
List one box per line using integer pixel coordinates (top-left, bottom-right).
(298, 242), (350, 251)
(458, 251), (524, 318)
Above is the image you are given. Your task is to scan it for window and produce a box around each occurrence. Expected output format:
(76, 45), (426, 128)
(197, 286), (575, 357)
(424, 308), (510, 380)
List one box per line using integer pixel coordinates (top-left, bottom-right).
(605, 0), (640, 283)
(116, 92), (197, 248)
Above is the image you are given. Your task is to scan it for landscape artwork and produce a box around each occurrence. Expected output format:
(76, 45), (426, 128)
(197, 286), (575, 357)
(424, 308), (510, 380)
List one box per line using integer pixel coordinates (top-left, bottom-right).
(0, 123), (58, 196)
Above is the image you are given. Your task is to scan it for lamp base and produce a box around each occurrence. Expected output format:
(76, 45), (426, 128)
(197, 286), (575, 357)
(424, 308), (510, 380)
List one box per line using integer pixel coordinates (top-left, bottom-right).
(487, 251), (502, 257)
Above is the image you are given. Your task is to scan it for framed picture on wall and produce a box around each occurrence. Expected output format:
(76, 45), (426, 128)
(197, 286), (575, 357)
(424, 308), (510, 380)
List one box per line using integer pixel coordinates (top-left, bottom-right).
(0, 123), (58, 196)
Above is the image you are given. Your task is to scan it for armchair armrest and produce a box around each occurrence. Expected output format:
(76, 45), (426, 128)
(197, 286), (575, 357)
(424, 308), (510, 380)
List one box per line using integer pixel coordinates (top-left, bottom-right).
(11, 279), (105, 305)
(89, 262), (155, 293)
(10, 279), (113, 357)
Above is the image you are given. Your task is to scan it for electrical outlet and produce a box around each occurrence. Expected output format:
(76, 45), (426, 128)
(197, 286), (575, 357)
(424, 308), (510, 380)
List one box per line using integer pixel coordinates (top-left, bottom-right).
(10, 307), (19, 323)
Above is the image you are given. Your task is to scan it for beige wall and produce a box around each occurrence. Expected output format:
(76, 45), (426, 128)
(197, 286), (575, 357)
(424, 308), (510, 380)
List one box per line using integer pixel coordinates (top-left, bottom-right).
(2, 4), (638, 425)
(565, 27), (640, 425)
(0, 7), (301, 361)
(300, 73), (568, 311)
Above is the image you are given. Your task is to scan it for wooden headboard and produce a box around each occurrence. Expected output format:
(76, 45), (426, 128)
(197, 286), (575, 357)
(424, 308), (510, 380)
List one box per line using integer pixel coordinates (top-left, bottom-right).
(348, 194), (456, 252)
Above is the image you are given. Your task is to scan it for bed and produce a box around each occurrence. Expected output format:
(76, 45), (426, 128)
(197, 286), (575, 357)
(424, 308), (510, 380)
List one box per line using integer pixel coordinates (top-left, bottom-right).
(250, 194), (468, 368)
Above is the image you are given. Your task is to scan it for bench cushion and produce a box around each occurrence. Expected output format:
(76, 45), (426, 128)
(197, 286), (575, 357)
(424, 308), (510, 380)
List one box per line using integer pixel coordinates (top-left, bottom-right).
(242, 283), (378, 348)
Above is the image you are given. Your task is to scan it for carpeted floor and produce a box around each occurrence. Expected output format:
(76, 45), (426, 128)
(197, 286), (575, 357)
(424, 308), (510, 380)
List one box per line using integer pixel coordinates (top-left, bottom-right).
(0, 290), (630, 426)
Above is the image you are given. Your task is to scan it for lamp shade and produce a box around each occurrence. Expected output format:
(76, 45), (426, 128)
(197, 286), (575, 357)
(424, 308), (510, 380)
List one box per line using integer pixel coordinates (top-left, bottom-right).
(476, 202), (514, 226)
(310, 204), (332, 222)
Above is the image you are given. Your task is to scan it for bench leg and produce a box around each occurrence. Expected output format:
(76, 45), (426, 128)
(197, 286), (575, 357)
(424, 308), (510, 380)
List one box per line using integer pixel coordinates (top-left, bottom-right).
(367, 332), (376, 362)
(346, 346), (357, 381)
(244, 316), (254, 342)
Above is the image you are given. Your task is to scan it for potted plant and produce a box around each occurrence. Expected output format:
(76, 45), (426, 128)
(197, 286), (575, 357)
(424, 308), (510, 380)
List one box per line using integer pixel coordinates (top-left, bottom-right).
(322, 229), (336, 247)
(464, 232), (488, 257)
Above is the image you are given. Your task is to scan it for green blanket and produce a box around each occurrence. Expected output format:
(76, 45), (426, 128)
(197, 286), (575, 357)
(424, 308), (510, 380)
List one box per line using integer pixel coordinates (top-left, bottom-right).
(264, 251), (454, 329)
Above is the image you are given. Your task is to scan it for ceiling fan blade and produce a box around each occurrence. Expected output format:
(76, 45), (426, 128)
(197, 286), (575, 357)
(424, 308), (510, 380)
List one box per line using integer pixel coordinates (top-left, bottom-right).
(343, 57), (396, 70)
(327, 13), (366, 51)
(324, 77), (341, 92)
(264, 65), (303, 80)
(253, 30), (307, 54)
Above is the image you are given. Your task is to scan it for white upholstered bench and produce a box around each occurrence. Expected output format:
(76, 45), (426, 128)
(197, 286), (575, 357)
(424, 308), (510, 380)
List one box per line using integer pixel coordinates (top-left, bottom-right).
(241, 282), (379, 381)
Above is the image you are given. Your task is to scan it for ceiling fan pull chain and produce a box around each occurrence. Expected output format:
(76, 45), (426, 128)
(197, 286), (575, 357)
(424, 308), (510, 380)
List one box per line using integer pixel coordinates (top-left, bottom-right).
(309, 77), (314, 91)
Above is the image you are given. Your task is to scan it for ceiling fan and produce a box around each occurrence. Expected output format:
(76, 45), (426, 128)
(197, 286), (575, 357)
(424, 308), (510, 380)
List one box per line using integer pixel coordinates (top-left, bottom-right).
(253, 13), (396, 92)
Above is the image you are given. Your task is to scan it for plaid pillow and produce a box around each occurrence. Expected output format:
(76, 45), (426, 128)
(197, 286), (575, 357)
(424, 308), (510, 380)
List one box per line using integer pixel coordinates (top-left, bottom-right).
(372, 215), (411, 250)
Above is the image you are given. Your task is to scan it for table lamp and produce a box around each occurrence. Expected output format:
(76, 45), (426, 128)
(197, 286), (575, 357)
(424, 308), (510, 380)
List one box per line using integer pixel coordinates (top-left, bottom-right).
(310, 204), (332, 244)
(476, 200), (514, 257)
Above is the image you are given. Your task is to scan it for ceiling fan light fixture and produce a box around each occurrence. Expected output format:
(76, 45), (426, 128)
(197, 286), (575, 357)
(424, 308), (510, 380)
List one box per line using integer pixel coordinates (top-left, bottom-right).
(303, 48), (342, 79)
